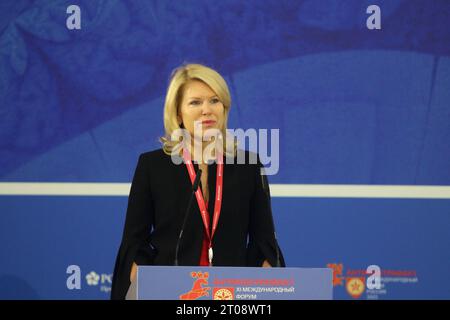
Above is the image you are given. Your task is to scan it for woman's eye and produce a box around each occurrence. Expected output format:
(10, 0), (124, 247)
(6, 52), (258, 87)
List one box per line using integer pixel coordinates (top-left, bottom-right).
(210, 98), (220, 104)
(189, 100), (201, 106)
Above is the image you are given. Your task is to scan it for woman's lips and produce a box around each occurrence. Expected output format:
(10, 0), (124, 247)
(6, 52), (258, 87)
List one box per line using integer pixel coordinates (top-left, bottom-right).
(201, 120), (216, 125)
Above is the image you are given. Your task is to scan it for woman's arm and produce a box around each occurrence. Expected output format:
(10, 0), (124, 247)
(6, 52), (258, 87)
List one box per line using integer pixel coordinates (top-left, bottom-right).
(247, 154), (285, 267)
(111, 153), (155, 299)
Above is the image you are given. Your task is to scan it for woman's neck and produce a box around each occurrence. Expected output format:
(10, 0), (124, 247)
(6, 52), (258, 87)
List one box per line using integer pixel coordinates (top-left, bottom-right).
(188, 140), (216, 163)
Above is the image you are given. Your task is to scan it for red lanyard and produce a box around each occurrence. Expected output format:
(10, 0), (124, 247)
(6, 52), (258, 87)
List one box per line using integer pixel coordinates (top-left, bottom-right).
(183, 148), (223, 266)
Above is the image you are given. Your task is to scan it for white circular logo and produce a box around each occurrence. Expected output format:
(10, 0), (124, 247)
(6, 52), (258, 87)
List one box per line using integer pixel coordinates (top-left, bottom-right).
(86, 271), (100, 286)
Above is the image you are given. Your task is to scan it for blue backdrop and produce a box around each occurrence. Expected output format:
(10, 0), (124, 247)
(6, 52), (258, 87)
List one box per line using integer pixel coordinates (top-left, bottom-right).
(1, 0), (449, 299)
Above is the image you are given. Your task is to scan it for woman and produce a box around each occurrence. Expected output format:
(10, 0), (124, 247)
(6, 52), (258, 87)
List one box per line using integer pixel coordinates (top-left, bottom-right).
(111, 63), (285, 300)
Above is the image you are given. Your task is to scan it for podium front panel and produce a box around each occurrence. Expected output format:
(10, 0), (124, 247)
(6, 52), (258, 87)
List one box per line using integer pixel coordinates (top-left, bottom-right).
(126, 266), (332, 300)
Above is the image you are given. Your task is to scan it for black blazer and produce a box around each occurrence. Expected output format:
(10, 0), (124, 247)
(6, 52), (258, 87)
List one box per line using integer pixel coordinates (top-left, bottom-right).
(111, 148), (285, 299)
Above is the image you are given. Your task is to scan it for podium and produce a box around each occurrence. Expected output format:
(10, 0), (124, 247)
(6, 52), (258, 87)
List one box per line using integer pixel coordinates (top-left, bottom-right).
(126, 266), (333, 300)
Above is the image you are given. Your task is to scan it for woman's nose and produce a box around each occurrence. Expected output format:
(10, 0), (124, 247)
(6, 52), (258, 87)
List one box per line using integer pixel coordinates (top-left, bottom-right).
(201, 101), (213, 114)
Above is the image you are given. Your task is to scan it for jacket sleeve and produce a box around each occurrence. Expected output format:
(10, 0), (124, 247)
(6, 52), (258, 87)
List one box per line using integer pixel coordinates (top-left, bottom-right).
(111, 154), (156, 300)
(246, 156), (286, 267)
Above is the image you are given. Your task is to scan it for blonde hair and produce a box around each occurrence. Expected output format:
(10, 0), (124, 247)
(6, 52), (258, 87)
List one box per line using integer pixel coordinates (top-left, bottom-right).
(160, 63), (236, 156)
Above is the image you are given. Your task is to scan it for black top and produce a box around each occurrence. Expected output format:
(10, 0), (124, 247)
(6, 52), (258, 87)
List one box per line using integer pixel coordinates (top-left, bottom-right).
(111, 148), (285, 300)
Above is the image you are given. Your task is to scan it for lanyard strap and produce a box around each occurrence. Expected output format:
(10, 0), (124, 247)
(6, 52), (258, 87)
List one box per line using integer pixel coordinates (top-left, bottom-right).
(182, 149), (223, 251)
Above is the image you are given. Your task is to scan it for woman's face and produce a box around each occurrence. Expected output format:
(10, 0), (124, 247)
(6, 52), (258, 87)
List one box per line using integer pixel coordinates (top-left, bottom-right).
(178, 80), (225, 141)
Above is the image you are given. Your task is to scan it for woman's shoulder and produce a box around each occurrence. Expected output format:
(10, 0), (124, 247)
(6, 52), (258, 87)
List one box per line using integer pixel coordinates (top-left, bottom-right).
(229, 149), (262, 167)
(137, 148), (174, 167)
(139, 148), (166, 159)
(225, 149), (264, 181)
